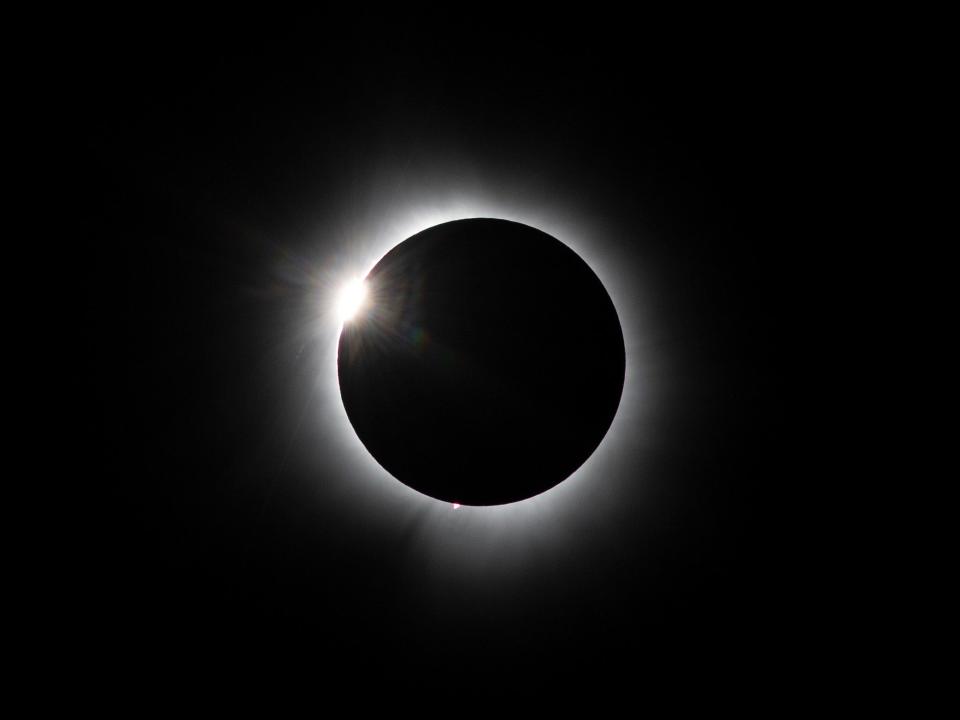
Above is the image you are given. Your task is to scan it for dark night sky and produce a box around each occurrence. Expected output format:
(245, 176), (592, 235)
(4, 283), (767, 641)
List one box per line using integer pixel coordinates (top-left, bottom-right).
(76, 14), (820, 685)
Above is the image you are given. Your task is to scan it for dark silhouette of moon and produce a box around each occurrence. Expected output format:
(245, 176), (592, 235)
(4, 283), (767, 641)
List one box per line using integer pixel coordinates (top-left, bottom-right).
(338, 218), (625, 505)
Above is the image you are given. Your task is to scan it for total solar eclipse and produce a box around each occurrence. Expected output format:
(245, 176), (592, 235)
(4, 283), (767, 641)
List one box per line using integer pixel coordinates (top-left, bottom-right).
(337, 218), (625, 505)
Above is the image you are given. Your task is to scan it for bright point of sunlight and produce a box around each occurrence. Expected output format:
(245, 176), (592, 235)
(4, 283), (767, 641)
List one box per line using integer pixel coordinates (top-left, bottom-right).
(336, 278), (368, 322)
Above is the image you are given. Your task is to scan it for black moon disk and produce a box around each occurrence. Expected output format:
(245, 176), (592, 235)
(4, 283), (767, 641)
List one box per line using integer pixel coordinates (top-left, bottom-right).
(338, 218), (625, 505)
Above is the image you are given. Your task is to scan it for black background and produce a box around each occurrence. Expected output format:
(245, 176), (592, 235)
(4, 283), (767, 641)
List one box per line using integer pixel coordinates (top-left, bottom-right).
(75, 12), (820, 686)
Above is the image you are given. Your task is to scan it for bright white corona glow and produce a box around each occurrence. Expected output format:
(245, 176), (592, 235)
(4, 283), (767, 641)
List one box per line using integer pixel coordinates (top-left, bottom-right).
(336, 278), (367, 322)
(291, 164), (659, 592)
